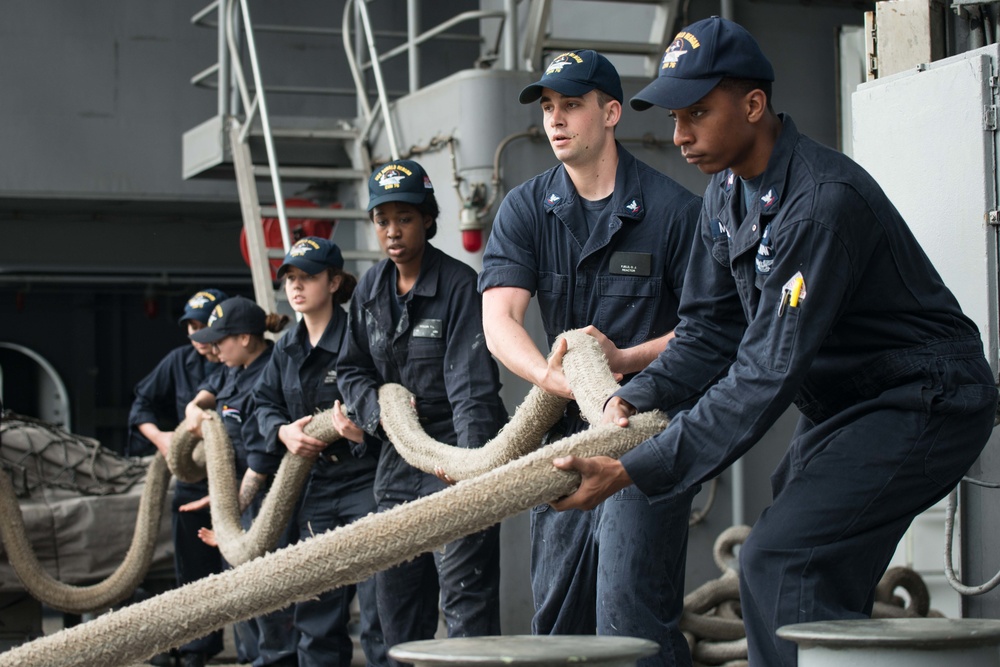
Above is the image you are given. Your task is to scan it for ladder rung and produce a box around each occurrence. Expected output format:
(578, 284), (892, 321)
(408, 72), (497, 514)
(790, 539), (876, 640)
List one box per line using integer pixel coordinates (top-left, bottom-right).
(253, 166), (367, 181)
(260, 206), (369, 220)
(541, 37), (665, 56)
(262, 127), (359, 141)
(342, 250), (384, 261)
(266, 248), (382, 261)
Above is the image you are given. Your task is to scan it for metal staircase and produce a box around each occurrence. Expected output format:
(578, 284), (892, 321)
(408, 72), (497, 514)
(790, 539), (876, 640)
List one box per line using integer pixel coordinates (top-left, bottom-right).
(182, 0), (680, 312)
(226, 117), (371, 315)
(183, 0), (380, 314)
(182, 0), (510, 313)
(522, 0), (681, 74)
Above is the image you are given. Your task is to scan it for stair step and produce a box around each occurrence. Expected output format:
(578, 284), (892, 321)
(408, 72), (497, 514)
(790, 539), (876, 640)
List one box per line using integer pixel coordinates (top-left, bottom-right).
(540, 37), (666, 56)
(260, 206), (369, 220)
(342, 249), (382, 262)
(266, 248), (382, 261)
(253, 165), (367, 181)
(524, 0), (677, 76)
(258, 126), (359, 141)
(245, 115), (358, 138)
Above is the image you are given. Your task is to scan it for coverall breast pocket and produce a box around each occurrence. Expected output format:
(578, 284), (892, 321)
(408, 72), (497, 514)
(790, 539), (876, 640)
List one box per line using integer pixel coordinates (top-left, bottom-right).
(711, 237), (730, 267)
(709, 218), (730, 267)
(758, 302), (799, 373)
(313, 382), (342, 411)
(537, 272), (569, 334)
(407, 339), (447, 398)
(596, 276), (657, 346)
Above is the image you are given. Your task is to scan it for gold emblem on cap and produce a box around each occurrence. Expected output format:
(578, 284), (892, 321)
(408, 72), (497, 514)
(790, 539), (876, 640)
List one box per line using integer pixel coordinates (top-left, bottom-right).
(375, 164), (413, 191)
(207, 304), (224, 326)
(662, 32), (700, 69)
(290, 239), (321, 257)
(546, 51), (584, 74)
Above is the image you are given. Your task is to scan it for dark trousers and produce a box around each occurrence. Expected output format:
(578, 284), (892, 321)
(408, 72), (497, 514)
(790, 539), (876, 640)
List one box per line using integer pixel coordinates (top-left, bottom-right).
(740, 345), (997, 666)
(376, 499), (501, 665)
(172, 480), (224, 658)
(294, 455), (386, 667)
(530, 488), (695, 667)
(232, 492), (299, 666)
(528, 411), (694, 667)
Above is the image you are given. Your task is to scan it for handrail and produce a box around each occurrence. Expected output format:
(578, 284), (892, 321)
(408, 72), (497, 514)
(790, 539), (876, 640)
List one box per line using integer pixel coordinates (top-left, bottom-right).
(226, 0), (292, 252)
(191, 0), (509, 160)
(342, 0), (373, 122)
(352, 0), (400, 160)
(375, 11), (507, 70)
(223, 0), (252, 126)
(341, 0), (508, 159)
(191, 0), (220, 27)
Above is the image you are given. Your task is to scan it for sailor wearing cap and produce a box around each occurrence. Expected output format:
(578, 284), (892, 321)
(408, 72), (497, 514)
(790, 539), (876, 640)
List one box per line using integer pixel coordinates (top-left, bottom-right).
(251, 238), (387, 667)
(553, 17), (998, 667)
(480, 49), (702, 666)
(185, 296), (296, 665)
(128, 287), (229, 666)
(336, 160), (508, 661)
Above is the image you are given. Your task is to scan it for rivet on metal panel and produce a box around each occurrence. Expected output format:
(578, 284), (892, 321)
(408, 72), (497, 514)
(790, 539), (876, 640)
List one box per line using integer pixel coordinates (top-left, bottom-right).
(988, 210), (999, 226)
(916, 63), (928, 72)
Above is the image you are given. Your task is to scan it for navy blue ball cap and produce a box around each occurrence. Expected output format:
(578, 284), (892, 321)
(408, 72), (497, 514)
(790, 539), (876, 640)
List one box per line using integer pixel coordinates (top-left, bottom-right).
(189, 296), (266, 344)
(367, 160), (434, 212)
(630, 16), (774, 111)
(276, 236), (344, 278)
(178, 288), (228, 326)
(519, 50), (623, 104)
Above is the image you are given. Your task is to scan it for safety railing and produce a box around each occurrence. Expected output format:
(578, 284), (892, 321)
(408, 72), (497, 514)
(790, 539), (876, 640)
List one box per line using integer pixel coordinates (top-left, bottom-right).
(190, 0), (510, 251)
(343, 1), (507, 160)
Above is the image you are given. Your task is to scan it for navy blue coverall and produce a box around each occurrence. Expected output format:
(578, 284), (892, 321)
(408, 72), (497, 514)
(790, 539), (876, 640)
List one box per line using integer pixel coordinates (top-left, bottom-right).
(127, 344), (224, 660)
(337, 244), (508, 662)
(615, 115), (998, 667)
(199, 344), (297, 667)
(479, 143), (702, 667)
(253, 311), (385, 667)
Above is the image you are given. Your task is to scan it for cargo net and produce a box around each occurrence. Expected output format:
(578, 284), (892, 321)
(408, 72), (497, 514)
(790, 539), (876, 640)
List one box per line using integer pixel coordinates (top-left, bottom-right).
(0, 411), (148, 498)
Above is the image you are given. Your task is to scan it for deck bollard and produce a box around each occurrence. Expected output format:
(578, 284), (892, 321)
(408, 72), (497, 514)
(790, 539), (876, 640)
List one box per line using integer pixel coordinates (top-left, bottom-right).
(388, 635), (660, 666)
(778, 618), (1000, 667)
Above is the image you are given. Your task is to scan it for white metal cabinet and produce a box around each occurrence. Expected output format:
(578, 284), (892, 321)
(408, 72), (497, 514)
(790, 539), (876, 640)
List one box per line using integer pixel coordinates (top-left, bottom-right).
(852, 44), (1000, 619)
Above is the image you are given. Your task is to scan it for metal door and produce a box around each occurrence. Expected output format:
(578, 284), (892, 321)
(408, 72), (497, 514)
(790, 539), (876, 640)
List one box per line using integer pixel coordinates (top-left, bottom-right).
(853, 46), (1000, 376)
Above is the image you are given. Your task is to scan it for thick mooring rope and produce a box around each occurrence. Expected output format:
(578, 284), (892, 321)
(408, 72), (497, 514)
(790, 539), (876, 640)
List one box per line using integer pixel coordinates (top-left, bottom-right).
(377, 378), (566, 481)
(0, 355), (359, 614)
(2, 331), (668, 666)
(195, 414), (314, 567)
(0, 454), (171, 614)
(375, 330), (614, 481)
(0, 404), (319, 613)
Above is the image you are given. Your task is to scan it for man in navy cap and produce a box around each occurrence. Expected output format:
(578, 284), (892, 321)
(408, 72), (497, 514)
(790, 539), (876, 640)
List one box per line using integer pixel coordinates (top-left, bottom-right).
(479, 50), (702, 665)
(550, 17), (998, 666)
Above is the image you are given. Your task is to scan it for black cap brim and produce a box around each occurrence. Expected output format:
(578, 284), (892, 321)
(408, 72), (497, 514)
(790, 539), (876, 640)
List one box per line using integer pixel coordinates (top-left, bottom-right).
(277, 257), (327, 279)
(189, 327), (228, 344)
(366, 191), (427, 212)
(519, 78), (599, 104)
(629, 75), (722, 111)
